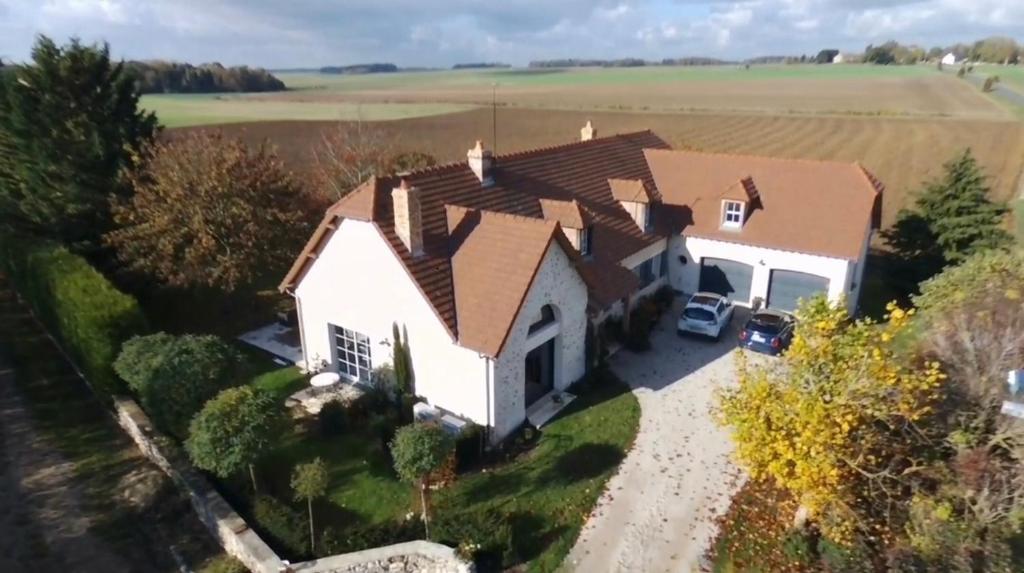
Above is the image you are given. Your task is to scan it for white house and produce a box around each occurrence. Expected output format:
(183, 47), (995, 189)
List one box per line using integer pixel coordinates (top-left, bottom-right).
(281, 122), (882, 443)
(942, 52), (958, 66)
(832, 53), (845, 64)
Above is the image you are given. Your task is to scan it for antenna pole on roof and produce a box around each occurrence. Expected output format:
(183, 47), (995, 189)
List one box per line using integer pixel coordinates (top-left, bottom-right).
(491, 82), (498, 157)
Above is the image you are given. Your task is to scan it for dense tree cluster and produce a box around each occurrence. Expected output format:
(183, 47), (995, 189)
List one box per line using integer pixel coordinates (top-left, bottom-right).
(106, 131), (314, 291)
(0, 37), (158, 248)
(452, 62), (511, 70)
(319, 63), (398, 74)
(865, 36), (1021, 65)
(125, 61), (285, 94)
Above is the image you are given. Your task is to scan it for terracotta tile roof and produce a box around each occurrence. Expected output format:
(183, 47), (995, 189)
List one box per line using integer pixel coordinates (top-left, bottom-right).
(446, 206), (591, 356)
(608, 178), (654, 203)
(645, 149), (882, 260)
(538, 198), (590, 229)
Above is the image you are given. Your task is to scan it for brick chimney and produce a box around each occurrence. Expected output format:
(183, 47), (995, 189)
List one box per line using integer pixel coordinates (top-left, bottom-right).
(467, 140), (494, 186)
(391, 179), (423, 256)
(580, 120), (596, 141)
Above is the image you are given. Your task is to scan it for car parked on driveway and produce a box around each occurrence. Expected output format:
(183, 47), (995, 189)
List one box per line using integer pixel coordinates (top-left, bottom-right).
(739, 309), (795, 356)
(677, 292), (735, 340)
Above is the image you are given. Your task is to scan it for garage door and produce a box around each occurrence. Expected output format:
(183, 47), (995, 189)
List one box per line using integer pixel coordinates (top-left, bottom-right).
(699, 258), (753, 303)
(767, 270), (830, 312)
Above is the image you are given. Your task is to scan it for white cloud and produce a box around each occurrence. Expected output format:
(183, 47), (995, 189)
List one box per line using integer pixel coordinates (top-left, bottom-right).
(0, 0), (1022, 66)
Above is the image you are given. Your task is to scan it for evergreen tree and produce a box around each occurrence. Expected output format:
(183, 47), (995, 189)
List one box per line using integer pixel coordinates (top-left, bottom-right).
(883, 149), (1011, 291)
(0, 36), (157, 248)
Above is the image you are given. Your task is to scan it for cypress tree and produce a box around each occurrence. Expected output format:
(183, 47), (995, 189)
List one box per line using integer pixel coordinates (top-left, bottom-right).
(0, 36), (158, 248)
(392, 322), (409, 395)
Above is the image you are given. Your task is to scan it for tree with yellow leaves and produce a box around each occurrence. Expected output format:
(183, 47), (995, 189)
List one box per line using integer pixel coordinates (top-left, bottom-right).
(717, 296), (947, 554)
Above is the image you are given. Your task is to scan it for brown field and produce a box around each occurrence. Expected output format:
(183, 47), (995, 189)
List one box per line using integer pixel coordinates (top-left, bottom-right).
(271, 67), (1013, 120)
(192, 108), (1024, 228)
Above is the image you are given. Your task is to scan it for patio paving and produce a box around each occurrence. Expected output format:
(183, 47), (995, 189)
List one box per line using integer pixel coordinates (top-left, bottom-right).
(238, 323), (302, 366)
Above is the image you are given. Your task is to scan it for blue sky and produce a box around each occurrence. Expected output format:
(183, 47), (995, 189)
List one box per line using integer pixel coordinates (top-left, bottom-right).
(1, 0), (1022, 68)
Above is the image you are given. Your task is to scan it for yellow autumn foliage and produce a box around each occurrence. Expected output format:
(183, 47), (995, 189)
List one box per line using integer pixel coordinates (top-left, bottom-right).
(716, 296), (945, 544)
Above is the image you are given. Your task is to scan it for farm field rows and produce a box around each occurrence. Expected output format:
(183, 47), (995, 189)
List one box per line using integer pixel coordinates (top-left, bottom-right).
(140, 93), (474, 128)
(146, 65), (1012, 128)
(192, 107), (1024, 229)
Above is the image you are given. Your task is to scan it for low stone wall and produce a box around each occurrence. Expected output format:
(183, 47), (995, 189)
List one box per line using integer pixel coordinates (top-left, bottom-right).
(291, 541), (474, 573)
(112, 397), (286, 573)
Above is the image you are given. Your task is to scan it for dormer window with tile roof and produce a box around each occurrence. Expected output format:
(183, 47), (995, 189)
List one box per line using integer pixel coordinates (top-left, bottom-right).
(723, 200), (744, 229)
(579, 225), (593, 256)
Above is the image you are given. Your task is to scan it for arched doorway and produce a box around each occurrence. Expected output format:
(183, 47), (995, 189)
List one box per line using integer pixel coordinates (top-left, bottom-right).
(525, 304), (560, 407)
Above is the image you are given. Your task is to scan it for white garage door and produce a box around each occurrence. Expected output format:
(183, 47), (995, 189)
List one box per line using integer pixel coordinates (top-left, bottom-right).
(767, 270), (830, 312)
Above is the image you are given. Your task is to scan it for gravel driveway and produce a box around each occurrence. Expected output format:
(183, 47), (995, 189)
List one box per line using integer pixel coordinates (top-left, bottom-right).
(564, 308), (756, 572)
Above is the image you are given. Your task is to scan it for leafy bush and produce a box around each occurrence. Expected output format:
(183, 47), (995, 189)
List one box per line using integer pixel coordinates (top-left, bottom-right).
(197, 555), (247, 573)
(0, 235), (148, 395)
(652, 284), (675, 312)
(625, 302), (655, 351)
(114, 333), (242, 439)
(318, 519), (421, 556)
(252, 494), (309, 559)
(432, 508), (517, 570)
(318, 400), (348, 437)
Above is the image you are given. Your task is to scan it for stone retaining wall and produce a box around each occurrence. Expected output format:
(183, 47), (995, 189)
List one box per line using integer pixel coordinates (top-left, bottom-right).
(112, 397), (287, 573)
(291, 541), (474, 573)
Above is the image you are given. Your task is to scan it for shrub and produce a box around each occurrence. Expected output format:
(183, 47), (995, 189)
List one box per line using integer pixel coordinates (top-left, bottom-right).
(432, 508), (517, 569)
(652, 284), (675, 312)
(114, 333), (242, 439)
(197, 555), (247, 573)
(252, 494), (309, 559)
(317, 400), (348, 437)
(624, 303), (655, 351)
(318, 519), (421, 556)
(0, 235), (148, 395)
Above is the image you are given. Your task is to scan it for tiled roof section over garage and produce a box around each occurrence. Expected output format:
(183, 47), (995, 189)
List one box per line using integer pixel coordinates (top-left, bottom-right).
(282, 130), (670, 349)
(645, 149), (882, 260)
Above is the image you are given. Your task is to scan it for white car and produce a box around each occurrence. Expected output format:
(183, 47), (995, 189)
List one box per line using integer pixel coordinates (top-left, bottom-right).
(677, 292), (735, 340)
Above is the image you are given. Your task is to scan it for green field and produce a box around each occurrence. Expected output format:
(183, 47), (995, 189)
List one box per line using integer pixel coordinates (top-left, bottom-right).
(141, 93), (474, 128)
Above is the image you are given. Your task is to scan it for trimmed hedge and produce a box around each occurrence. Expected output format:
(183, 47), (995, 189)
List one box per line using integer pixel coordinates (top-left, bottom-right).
(0, 235), (148, 395)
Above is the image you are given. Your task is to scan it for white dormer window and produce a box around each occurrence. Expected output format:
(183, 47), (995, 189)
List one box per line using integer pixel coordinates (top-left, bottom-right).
(723, 201), (744, 228)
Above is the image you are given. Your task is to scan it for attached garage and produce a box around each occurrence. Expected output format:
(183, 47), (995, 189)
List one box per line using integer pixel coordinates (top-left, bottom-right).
(698, 258), (753, 303)
(767, 270), (830, 312)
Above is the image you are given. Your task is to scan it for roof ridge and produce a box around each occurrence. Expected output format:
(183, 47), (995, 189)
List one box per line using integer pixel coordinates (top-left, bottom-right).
(646, 147), (867, 169)
(445, 203), (557, 228)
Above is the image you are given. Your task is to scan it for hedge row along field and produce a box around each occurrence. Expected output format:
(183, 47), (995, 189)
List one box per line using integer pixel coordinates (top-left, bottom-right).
(0, 235), (148, 395)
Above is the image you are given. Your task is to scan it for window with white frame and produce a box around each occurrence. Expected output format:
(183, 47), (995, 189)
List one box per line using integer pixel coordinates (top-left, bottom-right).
(331, 325), (372, 382)
(579, 226), (593, 256)
(723, 201), (744, 228)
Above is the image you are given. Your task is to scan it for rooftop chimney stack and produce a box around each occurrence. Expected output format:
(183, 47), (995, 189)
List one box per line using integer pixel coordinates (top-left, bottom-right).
(392, 179), (424, 256)
(580, 120), (596, 142)
(467, 140), (494, 186)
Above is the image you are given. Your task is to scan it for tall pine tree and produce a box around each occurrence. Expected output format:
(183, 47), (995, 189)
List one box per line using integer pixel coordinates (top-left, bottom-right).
(0, 36), (157, 248)
(884, 148), (1011, 291)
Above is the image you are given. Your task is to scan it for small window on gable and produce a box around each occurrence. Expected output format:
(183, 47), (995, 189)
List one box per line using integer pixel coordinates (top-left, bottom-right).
(723, 200), (744, 228)
(580, 226), (593, 256)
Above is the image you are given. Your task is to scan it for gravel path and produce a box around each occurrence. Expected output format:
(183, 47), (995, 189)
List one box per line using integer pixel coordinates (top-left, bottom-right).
(565, 311), (756, 573)
(0, 366), (136, 573)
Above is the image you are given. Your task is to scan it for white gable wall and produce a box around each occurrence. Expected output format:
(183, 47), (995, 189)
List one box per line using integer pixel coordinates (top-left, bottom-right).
(491, 242), (589, 441)
(294, 219), (490, 423)
(668, 235), (856, 311)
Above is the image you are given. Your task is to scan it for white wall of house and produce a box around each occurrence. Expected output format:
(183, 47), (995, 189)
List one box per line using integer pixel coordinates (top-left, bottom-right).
(294, 219), (491, 424)
(668, 235), (855, 310)
(490, 242), (589, 441)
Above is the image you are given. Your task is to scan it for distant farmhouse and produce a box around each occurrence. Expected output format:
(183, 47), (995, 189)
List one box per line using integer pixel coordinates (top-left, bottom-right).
(832, 53), (845, 64)
(941, 52), (958, 66)
(282, 123), (882, 444)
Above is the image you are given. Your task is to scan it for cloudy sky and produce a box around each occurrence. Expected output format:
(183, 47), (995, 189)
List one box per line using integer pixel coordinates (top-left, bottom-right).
(1, 0), (1022, 68)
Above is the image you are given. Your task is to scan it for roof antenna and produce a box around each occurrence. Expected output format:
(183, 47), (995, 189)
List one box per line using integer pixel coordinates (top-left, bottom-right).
(491, 82), (499, 157)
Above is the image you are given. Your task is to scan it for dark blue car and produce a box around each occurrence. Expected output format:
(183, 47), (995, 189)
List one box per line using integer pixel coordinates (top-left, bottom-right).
(739, 309), (795, 356)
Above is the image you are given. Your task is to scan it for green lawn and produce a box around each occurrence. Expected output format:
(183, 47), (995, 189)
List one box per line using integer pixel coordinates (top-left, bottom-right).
(233, 368), (640, 571)
(141, 93), (474, 128)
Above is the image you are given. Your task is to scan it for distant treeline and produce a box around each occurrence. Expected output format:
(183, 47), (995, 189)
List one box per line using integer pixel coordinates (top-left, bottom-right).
(529, 58), (647, 68)
(319, 63), (399, 74)
(862, 37), (1021, 65)
(452, 62), (511, 70)
(126, 61), (285, 94)
(661, 57), (734, 66)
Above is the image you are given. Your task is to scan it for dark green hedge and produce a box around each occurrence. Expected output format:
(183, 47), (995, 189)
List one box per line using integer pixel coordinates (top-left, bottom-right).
(0, 235), (148, 395)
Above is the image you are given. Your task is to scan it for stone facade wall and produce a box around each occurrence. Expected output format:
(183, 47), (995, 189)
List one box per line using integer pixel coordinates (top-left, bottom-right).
(112, 397), (286, 573)
(491, 242), (589, 440)
(291, 541), (474, 573)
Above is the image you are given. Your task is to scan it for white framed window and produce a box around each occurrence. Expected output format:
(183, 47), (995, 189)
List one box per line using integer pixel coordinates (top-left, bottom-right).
(331, 325), (372, 382)
(723, 201), (744, 228)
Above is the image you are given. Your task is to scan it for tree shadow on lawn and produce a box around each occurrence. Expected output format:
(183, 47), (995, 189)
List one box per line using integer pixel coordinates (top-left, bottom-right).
(538, 442), (624, 486)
